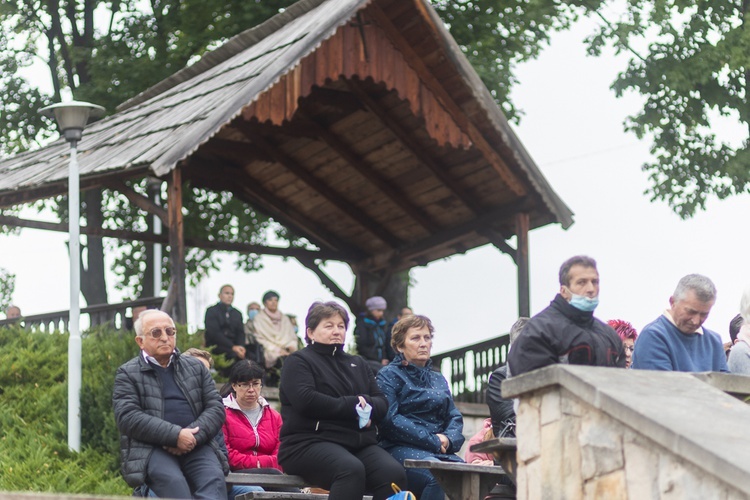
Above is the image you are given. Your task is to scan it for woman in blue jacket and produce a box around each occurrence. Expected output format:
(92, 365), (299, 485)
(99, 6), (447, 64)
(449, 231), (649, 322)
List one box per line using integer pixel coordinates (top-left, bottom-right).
(376, 314), (464, 500)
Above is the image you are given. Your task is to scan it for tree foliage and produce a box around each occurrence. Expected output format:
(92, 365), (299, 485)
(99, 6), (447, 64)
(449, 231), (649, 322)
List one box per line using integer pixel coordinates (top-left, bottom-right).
(581, 0), (750, 217)
(0, 0), (297, 301)
(3, 0), (589, 304)
(0, 267), (15, 312)
(11, 0), (737, 303)
(432, 0), (588, 121)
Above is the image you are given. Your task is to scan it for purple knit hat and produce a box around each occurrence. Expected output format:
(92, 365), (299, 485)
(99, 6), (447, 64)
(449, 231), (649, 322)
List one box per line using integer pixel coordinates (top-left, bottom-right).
(365, 296), (387, 311)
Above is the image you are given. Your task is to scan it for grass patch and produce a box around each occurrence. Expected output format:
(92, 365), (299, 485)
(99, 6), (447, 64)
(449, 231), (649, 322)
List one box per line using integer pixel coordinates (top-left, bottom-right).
(0, 324), (205, 494)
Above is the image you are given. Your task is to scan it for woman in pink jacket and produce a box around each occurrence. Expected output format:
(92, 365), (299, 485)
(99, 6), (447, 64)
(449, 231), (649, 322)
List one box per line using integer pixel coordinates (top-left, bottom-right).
(222, 359), (283, 471)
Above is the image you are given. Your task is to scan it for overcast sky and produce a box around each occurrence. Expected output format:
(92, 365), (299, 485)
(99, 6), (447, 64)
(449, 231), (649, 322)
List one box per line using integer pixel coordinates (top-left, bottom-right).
(3, 16), (749, 354)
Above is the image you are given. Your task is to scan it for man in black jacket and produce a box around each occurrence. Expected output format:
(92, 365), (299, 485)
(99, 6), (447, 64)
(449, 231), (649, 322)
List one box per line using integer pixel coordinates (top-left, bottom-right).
(508, 255), (625, 376)
(486, 317), (529, 436)
(204, 284), (250, 365)
(113, 310), (228, 499)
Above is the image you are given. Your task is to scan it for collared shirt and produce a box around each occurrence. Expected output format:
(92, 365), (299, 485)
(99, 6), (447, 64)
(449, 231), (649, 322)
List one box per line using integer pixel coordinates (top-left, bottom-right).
(663, 310), (704, 335)
(140, 349), (175, 367)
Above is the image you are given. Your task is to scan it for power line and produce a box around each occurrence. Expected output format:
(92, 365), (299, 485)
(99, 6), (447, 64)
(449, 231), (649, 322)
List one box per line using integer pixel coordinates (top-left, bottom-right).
(540, 142), (643, 167)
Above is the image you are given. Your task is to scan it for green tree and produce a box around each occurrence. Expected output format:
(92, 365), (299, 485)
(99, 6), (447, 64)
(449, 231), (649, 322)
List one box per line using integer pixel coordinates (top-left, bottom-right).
(0, 0), (297, 304)
(432, 0), (587, 121)
(1, 0), (593, 310)
(0, 266), (15, 312)
(581, 0), (750, 217)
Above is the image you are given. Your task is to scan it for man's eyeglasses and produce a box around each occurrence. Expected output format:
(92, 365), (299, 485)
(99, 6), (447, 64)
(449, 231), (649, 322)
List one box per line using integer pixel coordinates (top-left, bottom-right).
(235, 382), (262, 391)
(146, 327), (177, 339)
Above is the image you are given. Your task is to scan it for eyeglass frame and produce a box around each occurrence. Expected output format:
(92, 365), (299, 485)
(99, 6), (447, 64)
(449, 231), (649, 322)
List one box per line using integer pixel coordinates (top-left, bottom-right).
(145, 327), (177, 339)
(233, 381), (263, 391)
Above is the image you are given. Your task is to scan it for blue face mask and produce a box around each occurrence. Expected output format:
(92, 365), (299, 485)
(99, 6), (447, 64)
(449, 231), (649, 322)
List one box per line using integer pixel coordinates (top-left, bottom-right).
(569, 293), (599, 312)
(247, 309), (259, 321)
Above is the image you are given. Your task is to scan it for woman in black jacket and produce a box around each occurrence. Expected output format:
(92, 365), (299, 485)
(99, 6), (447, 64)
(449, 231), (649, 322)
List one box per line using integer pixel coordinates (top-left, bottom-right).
(278, 301), (406, 500)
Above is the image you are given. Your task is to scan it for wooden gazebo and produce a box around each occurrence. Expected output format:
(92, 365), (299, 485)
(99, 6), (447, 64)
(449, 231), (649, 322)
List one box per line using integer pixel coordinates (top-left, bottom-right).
(0, 0), (573, 323)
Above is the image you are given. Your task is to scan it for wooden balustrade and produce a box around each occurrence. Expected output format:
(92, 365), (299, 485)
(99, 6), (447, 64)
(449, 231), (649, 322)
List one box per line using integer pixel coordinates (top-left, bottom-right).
(432, 334), (510, 404)
(0, 296), (164, 332)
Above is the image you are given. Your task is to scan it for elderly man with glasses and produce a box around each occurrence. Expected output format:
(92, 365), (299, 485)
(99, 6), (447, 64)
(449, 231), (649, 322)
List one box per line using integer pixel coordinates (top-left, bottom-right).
(113, 310), (228, 499)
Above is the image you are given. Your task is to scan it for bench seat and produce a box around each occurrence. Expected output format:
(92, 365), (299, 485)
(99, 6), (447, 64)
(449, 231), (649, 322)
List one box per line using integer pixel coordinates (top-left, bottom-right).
(235, 492), (373, 500)
(226, 472), (309, 489)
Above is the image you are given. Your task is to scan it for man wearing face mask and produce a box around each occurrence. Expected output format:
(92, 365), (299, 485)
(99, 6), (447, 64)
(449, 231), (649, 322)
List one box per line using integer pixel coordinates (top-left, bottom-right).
(244, 301), (265, 366)
(508, 255), (626, 377)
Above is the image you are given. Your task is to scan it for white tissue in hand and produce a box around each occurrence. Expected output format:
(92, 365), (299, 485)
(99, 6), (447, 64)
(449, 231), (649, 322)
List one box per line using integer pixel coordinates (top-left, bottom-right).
(356, 402), (372, 428)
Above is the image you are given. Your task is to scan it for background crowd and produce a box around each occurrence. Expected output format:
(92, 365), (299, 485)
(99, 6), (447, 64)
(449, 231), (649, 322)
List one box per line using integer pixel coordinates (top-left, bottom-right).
(111, 253), (750, 499)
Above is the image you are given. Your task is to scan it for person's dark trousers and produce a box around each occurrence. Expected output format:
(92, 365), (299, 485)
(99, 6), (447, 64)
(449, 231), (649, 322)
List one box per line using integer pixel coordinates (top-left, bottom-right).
(246, 342), (265, 366)
(281, 442), (407, 500)
(402, 457), (444, 500)
(146, 445), (225, 499)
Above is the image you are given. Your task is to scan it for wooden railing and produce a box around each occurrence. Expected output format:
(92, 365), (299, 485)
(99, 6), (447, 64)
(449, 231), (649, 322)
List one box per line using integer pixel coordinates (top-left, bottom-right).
(432, 334), (510, 404)
(0, 296), (164, 332)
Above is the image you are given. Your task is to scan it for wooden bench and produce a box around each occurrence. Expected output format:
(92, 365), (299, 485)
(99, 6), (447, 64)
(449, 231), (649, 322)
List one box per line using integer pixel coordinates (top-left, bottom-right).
(469, 437), (518, 485)
(403, 459), (507, 500)
(228, 472), (373, 500)
(234, 494), (373, 500)
(227, 472), (310, 489)
(234, 494), (327, 500)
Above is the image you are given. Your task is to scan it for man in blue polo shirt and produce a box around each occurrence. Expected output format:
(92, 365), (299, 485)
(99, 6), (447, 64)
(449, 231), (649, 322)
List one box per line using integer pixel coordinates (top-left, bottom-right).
(632, 274), (728, 372)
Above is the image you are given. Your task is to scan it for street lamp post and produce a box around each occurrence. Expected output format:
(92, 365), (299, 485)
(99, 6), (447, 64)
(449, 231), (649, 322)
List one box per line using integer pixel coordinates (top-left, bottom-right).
(39, 100), (105, 452)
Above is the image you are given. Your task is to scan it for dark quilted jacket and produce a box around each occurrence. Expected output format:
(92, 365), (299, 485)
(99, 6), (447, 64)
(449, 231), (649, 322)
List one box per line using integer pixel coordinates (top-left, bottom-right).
(112, 350), (228, 487)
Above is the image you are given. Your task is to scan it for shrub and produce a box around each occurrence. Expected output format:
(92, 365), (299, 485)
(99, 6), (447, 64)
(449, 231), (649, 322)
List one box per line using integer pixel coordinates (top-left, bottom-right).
(0, 323), (205, 494)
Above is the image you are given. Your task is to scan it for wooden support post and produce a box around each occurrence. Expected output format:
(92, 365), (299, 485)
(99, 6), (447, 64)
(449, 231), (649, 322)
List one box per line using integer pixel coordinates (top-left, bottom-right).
(167, 167), (187, 324)
(516, 212), (530, 318)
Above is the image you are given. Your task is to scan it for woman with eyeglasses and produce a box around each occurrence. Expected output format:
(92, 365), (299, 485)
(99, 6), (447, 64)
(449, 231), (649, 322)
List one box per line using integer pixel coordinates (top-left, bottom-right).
(221, 359), (283, 472)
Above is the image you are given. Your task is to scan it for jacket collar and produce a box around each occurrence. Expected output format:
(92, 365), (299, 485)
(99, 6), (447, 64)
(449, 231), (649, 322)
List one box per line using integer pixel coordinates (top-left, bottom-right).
(391, 352), (433, 370)
(139, 347), (180, 370)
(308, 342), (345, 356)
(551, 293), (595, 325)
(222, 392), (269, 410)
(363, 315), (386, 327)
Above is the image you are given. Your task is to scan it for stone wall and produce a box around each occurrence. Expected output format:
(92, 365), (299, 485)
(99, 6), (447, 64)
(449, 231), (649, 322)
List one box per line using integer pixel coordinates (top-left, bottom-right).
(503, 365), (750, 500)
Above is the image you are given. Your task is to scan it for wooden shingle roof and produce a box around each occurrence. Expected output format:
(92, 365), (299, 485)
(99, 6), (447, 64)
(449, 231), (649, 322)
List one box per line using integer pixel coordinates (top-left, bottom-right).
(0, 0), (573, 272)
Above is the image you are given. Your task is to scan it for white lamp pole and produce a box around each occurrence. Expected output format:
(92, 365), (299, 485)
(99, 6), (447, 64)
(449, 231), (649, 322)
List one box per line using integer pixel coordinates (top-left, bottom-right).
(39, 100), (105, 452)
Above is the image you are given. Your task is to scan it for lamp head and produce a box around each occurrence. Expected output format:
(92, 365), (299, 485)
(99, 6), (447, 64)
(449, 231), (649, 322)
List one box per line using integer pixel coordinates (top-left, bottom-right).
(39, 101), (105, 144)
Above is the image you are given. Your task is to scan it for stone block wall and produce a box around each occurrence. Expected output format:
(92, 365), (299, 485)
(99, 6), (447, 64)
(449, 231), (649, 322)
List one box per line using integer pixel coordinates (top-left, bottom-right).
(515, 386), (747, 500)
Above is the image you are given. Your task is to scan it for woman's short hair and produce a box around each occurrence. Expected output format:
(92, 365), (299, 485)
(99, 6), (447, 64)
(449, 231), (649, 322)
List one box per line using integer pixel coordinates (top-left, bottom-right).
(304, 301), (349, 344)
(607, 319), (638, 341)
(228, 359), (265, 384)
(391, 314), (434, 351)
